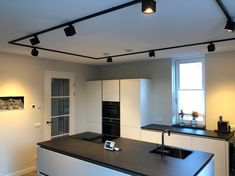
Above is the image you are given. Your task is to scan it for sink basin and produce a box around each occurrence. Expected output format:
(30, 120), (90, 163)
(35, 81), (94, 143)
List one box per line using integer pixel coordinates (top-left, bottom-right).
(150, 145), (192, 159)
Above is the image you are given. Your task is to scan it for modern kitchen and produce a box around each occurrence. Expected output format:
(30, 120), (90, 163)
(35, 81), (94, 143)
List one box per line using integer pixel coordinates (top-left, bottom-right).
(0, 0), (235, 176)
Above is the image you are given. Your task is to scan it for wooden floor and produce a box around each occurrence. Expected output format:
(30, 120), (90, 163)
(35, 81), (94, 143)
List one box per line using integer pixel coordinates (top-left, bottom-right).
(21, 171), (37, 176)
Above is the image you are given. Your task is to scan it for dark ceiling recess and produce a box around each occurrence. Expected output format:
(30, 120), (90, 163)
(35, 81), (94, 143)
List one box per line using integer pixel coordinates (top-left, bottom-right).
(8, 0), (235, 61)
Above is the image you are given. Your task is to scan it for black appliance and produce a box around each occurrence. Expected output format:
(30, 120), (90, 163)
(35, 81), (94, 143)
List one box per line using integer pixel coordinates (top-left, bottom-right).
(70, 132), (118, 144)
(102, 101), (120, 137)
(230, 140), (235, 175)
(217, 116), (230, 133)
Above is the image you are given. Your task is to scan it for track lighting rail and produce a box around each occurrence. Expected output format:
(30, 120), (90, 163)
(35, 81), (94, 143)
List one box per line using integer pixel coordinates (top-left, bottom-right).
(97, 37), (235, 59)
(7, 0), (235, 61)
(8, 0), (142, 44)
(11, 42), (97, 59)
(215, 0), (233, 21)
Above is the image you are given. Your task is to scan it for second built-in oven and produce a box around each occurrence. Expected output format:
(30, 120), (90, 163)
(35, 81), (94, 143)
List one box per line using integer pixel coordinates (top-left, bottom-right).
(102, 101), (120, 137)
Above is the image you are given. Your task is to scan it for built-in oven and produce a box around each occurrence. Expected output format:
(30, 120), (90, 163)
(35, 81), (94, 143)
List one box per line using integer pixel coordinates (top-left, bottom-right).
(102, 101), (120, 137)
(102, 101), (120, 119)
(102, 118), (120, 137)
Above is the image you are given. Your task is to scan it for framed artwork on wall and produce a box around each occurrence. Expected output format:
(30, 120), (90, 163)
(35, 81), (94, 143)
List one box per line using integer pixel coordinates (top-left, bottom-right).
(0, 96), (24, 111)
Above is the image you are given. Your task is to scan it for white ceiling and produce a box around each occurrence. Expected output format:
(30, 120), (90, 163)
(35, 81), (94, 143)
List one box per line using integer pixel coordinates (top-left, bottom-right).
(0, 0), (234, 65)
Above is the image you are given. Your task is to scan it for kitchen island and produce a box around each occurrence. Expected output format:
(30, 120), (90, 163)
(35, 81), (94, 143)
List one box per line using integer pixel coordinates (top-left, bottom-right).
(37, 133), (214, 176)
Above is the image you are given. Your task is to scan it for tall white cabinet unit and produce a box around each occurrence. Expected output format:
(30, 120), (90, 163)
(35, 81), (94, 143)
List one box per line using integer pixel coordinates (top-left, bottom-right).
(85, 81), (102, 133)
(102, 80), (120, 102)
(120, 79), (152, 140)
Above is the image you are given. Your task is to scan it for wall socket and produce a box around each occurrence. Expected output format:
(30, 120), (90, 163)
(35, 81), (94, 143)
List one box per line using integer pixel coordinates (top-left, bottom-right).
(230, 125), (235, 132)
(34, 155), (37, 160)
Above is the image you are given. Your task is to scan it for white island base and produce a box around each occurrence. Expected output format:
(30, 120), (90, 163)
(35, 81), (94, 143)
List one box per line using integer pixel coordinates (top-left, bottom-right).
(37, 147), (214, 176)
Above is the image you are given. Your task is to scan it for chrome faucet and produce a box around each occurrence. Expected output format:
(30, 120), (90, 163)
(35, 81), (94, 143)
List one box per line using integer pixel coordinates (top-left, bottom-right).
(161, 129), (171, 157)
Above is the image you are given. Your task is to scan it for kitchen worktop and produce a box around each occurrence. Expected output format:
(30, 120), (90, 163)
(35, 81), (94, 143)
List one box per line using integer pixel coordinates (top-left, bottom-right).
(38, 133), (213, 176)
(141, 124), (234, 141)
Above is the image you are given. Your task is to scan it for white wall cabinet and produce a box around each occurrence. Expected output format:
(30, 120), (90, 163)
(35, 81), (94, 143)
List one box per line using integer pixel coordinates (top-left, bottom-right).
(85, 81), (102, 133)
(140, 129), (229, 176)
(120, 79), (152, 140)
(102, 80), (120, 102)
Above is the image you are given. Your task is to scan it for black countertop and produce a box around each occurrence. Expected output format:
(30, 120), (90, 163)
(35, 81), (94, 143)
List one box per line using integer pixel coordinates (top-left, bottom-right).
(38, 133), (213, 176)
(142, 124), (234, 141)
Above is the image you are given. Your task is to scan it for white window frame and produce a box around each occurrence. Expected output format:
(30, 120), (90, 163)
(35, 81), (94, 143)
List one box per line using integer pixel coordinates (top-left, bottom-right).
(173, 58), (205, 127)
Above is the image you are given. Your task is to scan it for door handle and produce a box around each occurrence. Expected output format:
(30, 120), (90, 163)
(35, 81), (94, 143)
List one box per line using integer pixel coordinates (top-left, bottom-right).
(46, 121), (53, 124)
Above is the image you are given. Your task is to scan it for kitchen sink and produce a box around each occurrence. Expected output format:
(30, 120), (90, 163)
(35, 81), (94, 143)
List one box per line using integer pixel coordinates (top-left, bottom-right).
(150, 145), (192, 159)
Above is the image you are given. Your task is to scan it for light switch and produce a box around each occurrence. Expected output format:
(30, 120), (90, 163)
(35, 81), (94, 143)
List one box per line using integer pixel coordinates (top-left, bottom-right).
(34, 123), (41, 127)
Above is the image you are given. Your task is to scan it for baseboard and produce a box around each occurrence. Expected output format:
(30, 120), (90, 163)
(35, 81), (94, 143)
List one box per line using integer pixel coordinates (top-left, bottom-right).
(5, 165), (36, 176)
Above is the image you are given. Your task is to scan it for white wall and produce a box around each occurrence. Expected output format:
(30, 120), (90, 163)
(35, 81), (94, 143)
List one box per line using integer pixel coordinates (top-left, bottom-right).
(97, 59), (172, 125)
(205, 50), (235, 130)
(0, 52), (97, 176)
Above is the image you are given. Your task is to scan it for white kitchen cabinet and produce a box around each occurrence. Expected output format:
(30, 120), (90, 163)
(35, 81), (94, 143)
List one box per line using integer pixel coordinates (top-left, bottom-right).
(141, 130), (162, 143)
(102, 80), (120, 102)
(141, 130), (191, 149)
(37, 147), (129, 176)
(85, 81), (102, 133)
(192, 136), (228, 176)
(120, 79), (152, 140)
(140, 129), (229, 176)
(165, 133), (192, 150)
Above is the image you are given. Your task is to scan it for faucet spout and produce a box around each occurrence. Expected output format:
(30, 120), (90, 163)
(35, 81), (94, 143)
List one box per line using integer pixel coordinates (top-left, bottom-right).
(161, 129), (171, 157)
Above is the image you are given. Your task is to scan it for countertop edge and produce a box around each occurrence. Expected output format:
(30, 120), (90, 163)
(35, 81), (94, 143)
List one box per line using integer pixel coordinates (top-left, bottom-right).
(141, 124), (234, 141)
(38, 144), (145, 176)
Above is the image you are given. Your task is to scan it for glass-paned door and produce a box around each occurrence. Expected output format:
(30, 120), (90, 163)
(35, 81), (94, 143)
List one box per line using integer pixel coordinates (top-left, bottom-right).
(50, 78), (70, 138)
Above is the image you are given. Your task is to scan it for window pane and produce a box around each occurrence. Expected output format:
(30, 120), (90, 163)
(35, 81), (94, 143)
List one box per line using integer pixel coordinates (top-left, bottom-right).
(179, 62), (202, 89)
(178, 90), (204, 115)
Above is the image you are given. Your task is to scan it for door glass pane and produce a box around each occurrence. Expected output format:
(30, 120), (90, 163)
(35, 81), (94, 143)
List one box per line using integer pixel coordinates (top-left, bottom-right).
(51, 117), (64, 136)
(51, 78), (70, 137)
(51, 98), (69, 116)
(51, 79), (69, 96)
(51, 116), (70, 136)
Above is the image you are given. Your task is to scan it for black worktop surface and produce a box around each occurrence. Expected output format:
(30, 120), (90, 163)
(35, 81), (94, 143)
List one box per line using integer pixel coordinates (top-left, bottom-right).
(142, 124), (234, 141)
(38, 133), (213, 176)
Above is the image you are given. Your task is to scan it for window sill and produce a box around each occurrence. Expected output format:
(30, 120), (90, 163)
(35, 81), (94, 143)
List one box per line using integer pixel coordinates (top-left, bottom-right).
(172, 124), (206, 130)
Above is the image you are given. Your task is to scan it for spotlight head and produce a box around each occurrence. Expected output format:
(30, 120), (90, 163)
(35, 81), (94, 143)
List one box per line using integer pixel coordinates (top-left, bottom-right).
(207, 43), (215, 52)
(149, 50), (155, 57)
(142, 0), (156, 14)
(30, 36), (40, 45)
(31, 48), (39, 56)
(64, 24), (76, 37)
(224, 20), (235, 32)
(107, 57), (113, 63)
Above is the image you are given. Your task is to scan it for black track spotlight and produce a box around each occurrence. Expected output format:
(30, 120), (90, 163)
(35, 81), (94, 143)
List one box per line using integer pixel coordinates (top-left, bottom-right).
(64, 24), (76, 37)
(107, 57), (113, 63)
(224, 20), (235, 32)
(207, 43), (215, 52)
(149, 50), (155, 57)
(142, 0), (156, 14)
(30, 36), (40, 45)
(31, 48), (39, 56)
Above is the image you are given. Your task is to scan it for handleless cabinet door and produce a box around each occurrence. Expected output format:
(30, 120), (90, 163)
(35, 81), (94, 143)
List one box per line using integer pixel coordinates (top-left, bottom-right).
(102, 80), (120, 102)
(85, 81), (102, 133)
(192, 137), (228, 176)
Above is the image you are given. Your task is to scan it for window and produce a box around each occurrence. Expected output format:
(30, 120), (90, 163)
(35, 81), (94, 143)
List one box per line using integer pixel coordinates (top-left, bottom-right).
(174, 58), (205, 127)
